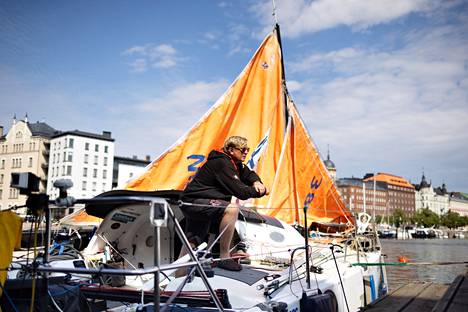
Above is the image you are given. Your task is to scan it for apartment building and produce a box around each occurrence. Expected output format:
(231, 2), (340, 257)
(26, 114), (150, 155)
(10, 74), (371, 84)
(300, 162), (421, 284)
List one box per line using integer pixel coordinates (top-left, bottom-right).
(47, 130), (114, 200)
(112, 155), (151, 189)
(414, 173), (449, 216)
(336, 177), (388, 216)
(0, 116), (56, 214)
(364, 173), (416, 216)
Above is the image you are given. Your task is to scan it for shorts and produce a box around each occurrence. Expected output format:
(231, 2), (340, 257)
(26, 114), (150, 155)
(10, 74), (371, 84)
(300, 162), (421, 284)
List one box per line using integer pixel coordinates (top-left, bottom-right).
(181, 198), (230, 246)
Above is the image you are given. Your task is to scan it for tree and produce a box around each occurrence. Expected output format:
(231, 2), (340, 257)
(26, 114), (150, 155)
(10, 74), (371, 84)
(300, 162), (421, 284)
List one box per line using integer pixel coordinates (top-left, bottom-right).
(375, 215), (384, 224)
(391, 209), (406, 227)
(414, 208), (439, 227)
(441, 210), (468, 229)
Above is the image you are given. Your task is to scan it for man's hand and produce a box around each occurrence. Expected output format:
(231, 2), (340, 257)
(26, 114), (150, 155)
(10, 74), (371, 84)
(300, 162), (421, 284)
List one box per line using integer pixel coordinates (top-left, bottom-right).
(253, 181), (269, 196)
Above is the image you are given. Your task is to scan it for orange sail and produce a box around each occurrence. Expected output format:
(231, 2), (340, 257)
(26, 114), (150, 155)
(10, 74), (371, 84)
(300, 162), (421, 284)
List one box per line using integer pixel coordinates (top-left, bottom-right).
(126, 33), (283, 191)
(126, 28), (352, 226)
(254, 97), (352, 226)
(287, 102), (352, 225)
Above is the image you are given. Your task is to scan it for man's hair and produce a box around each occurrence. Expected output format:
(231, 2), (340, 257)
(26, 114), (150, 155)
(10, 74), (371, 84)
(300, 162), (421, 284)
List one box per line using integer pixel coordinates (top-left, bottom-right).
(223, 136), (248, 152)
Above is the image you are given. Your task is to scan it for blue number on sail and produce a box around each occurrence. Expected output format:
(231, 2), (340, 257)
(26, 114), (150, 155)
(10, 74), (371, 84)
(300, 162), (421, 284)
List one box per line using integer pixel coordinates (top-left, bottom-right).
(187, 154), (205, 181)
(246, 131), (270, 169)
(303, 176), (322, 208)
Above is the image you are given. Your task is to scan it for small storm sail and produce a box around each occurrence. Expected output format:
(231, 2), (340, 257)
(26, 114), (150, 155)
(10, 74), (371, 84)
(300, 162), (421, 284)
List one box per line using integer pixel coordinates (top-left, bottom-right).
(126, 27), (352, 227)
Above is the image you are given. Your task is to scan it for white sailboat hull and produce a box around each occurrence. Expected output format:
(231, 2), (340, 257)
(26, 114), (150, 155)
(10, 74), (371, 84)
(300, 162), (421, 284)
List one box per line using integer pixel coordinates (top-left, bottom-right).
(82, 200), (387, 311)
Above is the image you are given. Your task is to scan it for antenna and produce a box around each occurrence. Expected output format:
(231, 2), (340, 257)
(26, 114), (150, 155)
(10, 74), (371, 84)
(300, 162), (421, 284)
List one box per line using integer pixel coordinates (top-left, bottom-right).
(271, 0), (278, 24)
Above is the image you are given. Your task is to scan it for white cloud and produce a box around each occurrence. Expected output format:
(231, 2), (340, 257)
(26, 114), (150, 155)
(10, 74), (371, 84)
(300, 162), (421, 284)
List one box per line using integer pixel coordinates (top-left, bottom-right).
(252, 0), (438, 38)
(227, 24), (253, 56)
(138, 80), (229, 114)
(110, 80), (230, 159)
(289, 18), (468, 189)
(286, 80), (303, 92)
(122, 43), (184, 72)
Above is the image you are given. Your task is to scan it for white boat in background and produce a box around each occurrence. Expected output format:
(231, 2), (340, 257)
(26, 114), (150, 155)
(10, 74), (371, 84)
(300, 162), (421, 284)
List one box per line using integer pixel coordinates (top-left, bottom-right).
(3, 23), (388, 312)
(412, 228), (437, 239)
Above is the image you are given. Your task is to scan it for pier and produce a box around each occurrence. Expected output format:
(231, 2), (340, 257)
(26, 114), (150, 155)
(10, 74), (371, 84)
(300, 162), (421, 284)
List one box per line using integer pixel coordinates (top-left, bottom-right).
(365, 272), (467, 311)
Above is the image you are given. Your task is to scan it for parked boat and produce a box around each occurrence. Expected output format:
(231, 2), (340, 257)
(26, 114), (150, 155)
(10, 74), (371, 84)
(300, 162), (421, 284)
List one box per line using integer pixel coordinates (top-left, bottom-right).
(412, 228), (437, 239)
(377, 224), (396, 239)
(2, 23), (388, 312)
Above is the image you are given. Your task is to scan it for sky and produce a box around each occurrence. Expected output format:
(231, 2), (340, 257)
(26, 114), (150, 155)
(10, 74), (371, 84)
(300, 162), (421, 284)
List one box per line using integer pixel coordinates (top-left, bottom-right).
(1, 0), (467, 192)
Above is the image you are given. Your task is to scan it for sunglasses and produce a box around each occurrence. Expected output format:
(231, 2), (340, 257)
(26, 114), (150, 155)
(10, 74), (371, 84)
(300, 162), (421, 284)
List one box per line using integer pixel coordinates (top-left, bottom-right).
(233, 147), (250, 154)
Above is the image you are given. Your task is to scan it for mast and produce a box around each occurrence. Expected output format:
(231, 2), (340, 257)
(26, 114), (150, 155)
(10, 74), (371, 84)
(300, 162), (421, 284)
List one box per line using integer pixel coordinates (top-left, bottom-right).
(363, 181), (366, 213)
(373, 173), (376, 221)
(274, 23), (290, 130)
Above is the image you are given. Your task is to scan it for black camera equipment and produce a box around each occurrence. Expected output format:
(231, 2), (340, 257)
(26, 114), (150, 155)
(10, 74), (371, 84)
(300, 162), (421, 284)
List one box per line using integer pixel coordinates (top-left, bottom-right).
(53, 179), (75, 207)
(10, 172), (48, 216)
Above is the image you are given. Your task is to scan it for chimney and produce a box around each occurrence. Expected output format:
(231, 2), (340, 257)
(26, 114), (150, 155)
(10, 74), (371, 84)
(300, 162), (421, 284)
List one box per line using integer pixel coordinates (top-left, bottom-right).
(145, 155), (151, 161)
(0, 126), (3, 137)
(102, 131), (111, 138)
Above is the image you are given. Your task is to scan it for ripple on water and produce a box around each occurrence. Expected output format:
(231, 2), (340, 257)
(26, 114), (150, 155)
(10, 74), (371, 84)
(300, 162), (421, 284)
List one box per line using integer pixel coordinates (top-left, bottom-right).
(380, 239), (468, 290)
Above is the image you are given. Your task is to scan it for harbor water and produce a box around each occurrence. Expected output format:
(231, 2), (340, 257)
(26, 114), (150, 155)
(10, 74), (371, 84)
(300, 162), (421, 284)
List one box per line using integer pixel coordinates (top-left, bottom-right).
(380, 239), (468, 290)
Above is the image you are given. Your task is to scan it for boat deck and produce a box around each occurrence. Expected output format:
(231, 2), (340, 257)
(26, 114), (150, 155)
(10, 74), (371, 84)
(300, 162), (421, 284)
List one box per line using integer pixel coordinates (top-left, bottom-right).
(365, 272), (467, 311)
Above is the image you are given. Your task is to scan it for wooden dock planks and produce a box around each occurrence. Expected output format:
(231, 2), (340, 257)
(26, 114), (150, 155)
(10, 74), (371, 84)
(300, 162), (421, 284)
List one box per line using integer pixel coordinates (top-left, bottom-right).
(365, 273), (467, 312)
(365, 282), (448, 312)
(432, 273), (467, 312)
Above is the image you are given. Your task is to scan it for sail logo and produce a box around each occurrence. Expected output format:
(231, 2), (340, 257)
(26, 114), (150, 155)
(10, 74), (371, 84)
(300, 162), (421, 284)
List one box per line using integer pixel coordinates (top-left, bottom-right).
(187, 154), (205, 182)
(262, 62), (269, 69)
(247, 130), (270, 170)
(303, 176), (322, 208)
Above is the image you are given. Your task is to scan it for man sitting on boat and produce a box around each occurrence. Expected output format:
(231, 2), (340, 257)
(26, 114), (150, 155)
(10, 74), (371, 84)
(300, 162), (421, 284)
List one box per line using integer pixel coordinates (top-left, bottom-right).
(180, 136), (268, 271)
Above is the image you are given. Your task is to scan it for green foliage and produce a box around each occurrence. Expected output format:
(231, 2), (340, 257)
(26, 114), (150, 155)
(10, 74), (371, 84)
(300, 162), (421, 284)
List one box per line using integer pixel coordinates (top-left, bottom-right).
(375, 215), (384, 224)
(414, 208), (440, 227)
(391, 208), (407, 227)
(441, 210), (468, 229)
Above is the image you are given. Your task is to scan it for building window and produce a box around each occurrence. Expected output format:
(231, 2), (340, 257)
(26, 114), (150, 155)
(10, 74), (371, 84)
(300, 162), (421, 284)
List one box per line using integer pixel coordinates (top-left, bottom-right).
(93, 169), (97, 178)
(92, 182), (96, 192)
(9, 188), (18, 199)
(103, 157), (108, 166)
(66, 165), (72, 175)
(52, 167), (55, 177)
(103, 170), (107, 179)
(63, 152), (66, 162)
(94, 155), (98, 165)
(85, 142), (89, 151)
(102, 183), (106, 192)
(16, 131), (22, 139)
(82, 181), (87, 191)
(0, 189), (2, 199)
(84, 154), (89, 164)
(95, 144), (99, 152)
(69, 138), (74, 148)
(104, 146), (108, 153)
(1, 159), (4, 169)
(0, 174), (3, 184)
(67, 152), (73, 162)
(12, 158), (22, 168)
(83, 167), (88, 177)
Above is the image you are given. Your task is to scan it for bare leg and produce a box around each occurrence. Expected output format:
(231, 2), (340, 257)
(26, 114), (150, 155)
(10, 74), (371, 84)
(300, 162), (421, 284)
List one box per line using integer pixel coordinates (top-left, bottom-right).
(219, 204), (239, 259)
(174, 241), (196, 277)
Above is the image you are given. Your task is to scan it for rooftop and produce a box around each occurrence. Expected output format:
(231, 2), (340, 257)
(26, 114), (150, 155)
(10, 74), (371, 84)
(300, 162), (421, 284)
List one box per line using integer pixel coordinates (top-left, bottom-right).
(52, 130), (114, 142)
(364, 172), (414, 189)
